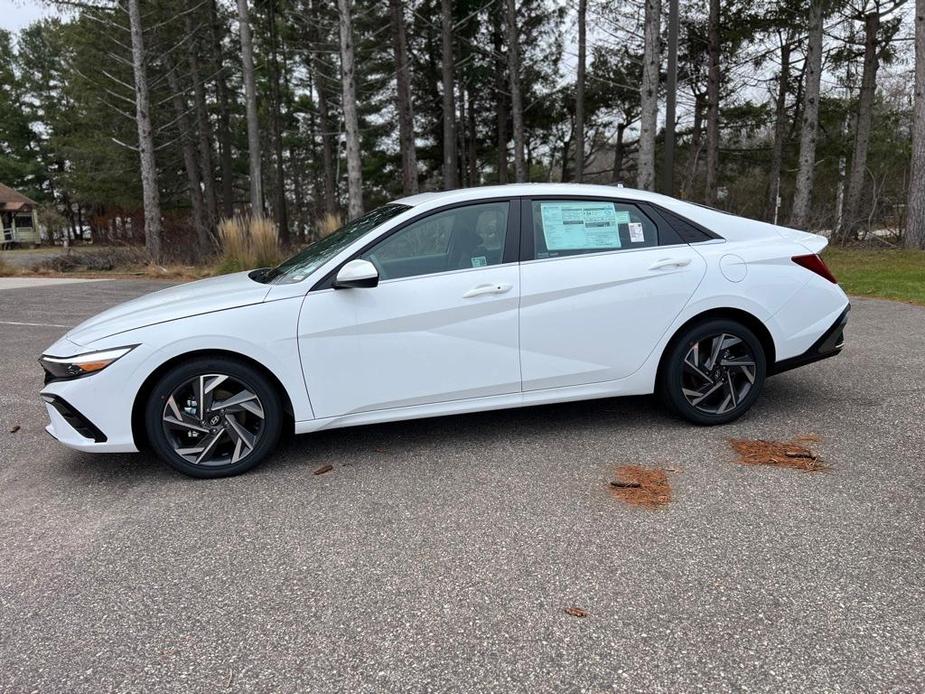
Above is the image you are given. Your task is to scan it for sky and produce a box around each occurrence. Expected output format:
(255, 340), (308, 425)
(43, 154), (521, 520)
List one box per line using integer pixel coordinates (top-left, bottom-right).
(0, 0), (60, 33)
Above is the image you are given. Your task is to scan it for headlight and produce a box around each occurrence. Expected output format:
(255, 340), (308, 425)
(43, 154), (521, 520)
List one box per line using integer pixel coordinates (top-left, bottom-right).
(39, 346), (136, 381)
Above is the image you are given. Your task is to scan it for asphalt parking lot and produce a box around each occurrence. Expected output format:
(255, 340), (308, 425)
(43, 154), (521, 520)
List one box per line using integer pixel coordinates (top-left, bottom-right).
(1, 278), (923, 692)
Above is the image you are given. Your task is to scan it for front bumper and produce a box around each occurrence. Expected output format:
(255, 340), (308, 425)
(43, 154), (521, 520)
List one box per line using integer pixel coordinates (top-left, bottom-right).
(770, 304), (850, 375)
(40, 339), (145, 453)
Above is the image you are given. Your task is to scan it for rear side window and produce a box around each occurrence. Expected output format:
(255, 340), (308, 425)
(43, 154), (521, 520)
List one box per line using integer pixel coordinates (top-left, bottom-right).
(530, 200), (658, 259)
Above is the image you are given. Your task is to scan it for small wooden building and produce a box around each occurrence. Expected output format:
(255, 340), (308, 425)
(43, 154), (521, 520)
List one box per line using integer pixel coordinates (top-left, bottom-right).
(1, 182), (39, 248)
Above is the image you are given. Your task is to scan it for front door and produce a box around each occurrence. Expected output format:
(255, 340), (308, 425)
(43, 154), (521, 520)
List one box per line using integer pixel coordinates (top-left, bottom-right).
(298, 200), (522, 419)
(518, 198), (707, 391)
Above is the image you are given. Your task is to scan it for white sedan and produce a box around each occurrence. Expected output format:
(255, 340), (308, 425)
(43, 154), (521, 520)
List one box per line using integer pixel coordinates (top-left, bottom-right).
(39, 184), (850, 477)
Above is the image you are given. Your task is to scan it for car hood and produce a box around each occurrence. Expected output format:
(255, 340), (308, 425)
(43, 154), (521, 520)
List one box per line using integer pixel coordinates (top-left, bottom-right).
(65, 271), (271, 346)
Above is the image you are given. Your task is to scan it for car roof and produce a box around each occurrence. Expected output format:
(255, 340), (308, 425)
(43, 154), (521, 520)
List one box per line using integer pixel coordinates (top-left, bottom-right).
(393, 183), (677, 208)
(391, 182), (806, 246)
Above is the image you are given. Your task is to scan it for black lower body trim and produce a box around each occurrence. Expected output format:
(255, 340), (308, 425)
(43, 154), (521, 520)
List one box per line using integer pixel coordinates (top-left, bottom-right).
(42, 394), (108, 443)
(770, 304), (850, 376)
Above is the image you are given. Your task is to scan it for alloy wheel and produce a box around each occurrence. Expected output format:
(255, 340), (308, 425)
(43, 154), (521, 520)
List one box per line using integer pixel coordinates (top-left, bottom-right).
(161, 373), (265, 466)
(680, 332), (757, 415)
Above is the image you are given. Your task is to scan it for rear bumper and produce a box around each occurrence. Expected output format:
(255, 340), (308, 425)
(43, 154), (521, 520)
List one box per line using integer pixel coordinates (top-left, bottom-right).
(770, 304), (850, 376)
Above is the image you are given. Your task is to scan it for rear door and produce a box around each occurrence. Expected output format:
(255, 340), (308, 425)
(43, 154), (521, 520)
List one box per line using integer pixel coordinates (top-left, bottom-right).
(518, 197), (707, 391)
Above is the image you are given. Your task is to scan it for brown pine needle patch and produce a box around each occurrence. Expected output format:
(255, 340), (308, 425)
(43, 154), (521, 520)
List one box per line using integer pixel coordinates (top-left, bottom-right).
(564, 607), (589, 618)
(609, 465), (672, 508)
(728, 437), (829, 472)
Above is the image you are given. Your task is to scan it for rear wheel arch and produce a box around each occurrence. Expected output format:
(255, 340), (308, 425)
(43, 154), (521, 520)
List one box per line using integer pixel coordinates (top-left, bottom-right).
(656, 308), (776, 389)
(131, 349), (295, 451)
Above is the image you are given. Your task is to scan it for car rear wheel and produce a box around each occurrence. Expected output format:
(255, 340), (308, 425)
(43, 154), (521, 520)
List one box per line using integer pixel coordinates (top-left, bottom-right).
(144, 357), (283, 478)
(660, 319), (767, 425)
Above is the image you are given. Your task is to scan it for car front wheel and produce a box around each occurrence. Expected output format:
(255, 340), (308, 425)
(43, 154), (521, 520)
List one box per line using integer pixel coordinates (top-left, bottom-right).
(660, 319), (767, 425)
(144, 357), (283, 478)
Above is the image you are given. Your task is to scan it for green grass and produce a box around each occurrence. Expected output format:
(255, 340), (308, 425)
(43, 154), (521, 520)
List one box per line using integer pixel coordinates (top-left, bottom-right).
(822, 247), (925, 306)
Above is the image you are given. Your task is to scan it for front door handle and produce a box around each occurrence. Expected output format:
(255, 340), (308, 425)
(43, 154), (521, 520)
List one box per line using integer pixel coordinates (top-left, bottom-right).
(463, 282), (513, 299)
(648, 257), (692, 271)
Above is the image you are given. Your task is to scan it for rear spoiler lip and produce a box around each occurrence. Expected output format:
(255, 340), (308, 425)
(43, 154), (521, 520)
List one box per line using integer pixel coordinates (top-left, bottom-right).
(773, 226), (828, 254)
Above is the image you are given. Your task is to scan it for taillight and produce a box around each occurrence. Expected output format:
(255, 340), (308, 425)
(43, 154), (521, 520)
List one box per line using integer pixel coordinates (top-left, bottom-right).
(792, 254), (837, 284)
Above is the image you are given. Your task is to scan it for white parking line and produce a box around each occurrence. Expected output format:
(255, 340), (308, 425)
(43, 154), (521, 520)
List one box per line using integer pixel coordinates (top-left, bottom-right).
(0, 320), (72, 329)
(0, 277), (107, 291)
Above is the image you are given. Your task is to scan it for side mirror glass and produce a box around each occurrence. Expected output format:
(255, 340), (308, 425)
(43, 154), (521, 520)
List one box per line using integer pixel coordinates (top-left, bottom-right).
(334, 259), (379, 288)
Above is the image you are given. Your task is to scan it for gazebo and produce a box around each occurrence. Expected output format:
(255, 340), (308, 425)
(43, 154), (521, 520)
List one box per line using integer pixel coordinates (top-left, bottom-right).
(1, 182), (39, 248)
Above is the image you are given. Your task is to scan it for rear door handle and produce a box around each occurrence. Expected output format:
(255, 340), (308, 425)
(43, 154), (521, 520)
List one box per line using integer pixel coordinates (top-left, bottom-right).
(463, 282), (513, 299)
(648, 257), (692, 271)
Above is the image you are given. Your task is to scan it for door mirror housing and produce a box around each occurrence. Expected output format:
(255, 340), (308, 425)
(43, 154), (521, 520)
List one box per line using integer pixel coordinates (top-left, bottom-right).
(334, 259), (379, 288)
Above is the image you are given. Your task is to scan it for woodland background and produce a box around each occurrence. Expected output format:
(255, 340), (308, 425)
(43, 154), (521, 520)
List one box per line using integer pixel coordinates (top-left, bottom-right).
(1, 0), (924, 263)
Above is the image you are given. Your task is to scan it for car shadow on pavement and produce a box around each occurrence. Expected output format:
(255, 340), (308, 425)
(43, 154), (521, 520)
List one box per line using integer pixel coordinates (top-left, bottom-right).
(54, 377), (827, 483)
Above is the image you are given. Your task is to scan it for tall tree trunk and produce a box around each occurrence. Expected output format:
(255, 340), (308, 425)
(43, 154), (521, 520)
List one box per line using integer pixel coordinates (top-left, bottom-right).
(663, 0), (679, 194)
(907, 0), (925, 249)
(309, 0), (338, 216)
(237, 0), (264, 214)
(841, 10), (880, 242)
(611, 122), (626, 182)
(268, 0), (289, 244)
(505, 0), (526, 181)
(637, 0), (660, 190)
(208, 0), (235, 218)
(574, 0), (587, 181)
(682, 92), (705, 199)
(316, 82), (338, 216)
(767, 33), (792, 222)
(493, 11), (509, 183)
(185, 14), (218, 230)
(467, 85), (478, 184)
(790, 0), (825, 229)
(390, 0), (418, 194)
(127, 0), (162, 261)
(165, 60), (210, 253)
(458, 88), (468, 185)
(337, 0), (364, 219)
(704, 0), (720, 205)
(561, 128), (574, 182)
(440, 0), (459, 188)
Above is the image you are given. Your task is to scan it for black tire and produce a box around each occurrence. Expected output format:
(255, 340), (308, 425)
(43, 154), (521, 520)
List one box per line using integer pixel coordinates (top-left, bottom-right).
(144, 356), (283, 478)
(659, 318), (767, 425)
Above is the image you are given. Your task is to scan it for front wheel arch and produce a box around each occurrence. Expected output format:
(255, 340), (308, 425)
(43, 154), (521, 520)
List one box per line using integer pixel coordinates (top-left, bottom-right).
(655, 308), (775, 392)
(131, 349), (295, 451)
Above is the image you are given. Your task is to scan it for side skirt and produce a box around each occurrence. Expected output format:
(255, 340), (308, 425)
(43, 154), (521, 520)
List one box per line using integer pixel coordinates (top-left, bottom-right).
(293, 377), (653, 435)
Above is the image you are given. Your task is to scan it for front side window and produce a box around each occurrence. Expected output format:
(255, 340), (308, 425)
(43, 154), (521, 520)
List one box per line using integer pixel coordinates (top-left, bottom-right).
(361, 201), (509, 281)
(261, 204), (410, 284)
(531, 200), (658, 259)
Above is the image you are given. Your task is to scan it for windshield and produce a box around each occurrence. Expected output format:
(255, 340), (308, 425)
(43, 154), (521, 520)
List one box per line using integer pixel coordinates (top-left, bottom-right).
(258, 204), (411, 284)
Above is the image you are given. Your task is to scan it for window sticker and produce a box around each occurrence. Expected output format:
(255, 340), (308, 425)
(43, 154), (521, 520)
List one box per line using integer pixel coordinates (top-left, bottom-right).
(540, 202), (623, 251)
(471, 256), (487, 268)
(628, 221), (645, 243)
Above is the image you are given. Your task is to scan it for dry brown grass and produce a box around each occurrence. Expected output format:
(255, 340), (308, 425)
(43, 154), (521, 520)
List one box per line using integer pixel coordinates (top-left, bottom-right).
(318, 212), (342, 239)
(0, 253), (16, 277)
(249, 215), (282, 267)
(217, 215), (282, 272)
(728, 436), (828, 472)
(609, 465), (672, 508)
(218, 216), (248, 268)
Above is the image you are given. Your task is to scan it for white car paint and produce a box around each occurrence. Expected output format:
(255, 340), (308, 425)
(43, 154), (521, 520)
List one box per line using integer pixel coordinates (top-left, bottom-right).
(39, 183), (849, 455)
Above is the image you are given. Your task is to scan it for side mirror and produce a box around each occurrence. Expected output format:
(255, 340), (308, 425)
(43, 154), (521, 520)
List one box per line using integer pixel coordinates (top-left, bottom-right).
(334, 259), (379, 288)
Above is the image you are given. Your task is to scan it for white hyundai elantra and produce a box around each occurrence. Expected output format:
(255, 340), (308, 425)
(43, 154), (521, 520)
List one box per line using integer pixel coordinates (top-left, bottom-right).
(39, 184), (849, 477)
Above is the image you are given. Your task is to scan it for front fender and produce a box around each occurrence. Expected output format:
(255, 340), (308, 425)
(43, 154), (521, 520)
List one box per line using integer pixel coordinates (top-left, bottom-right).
(41, 298), (313, 452)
